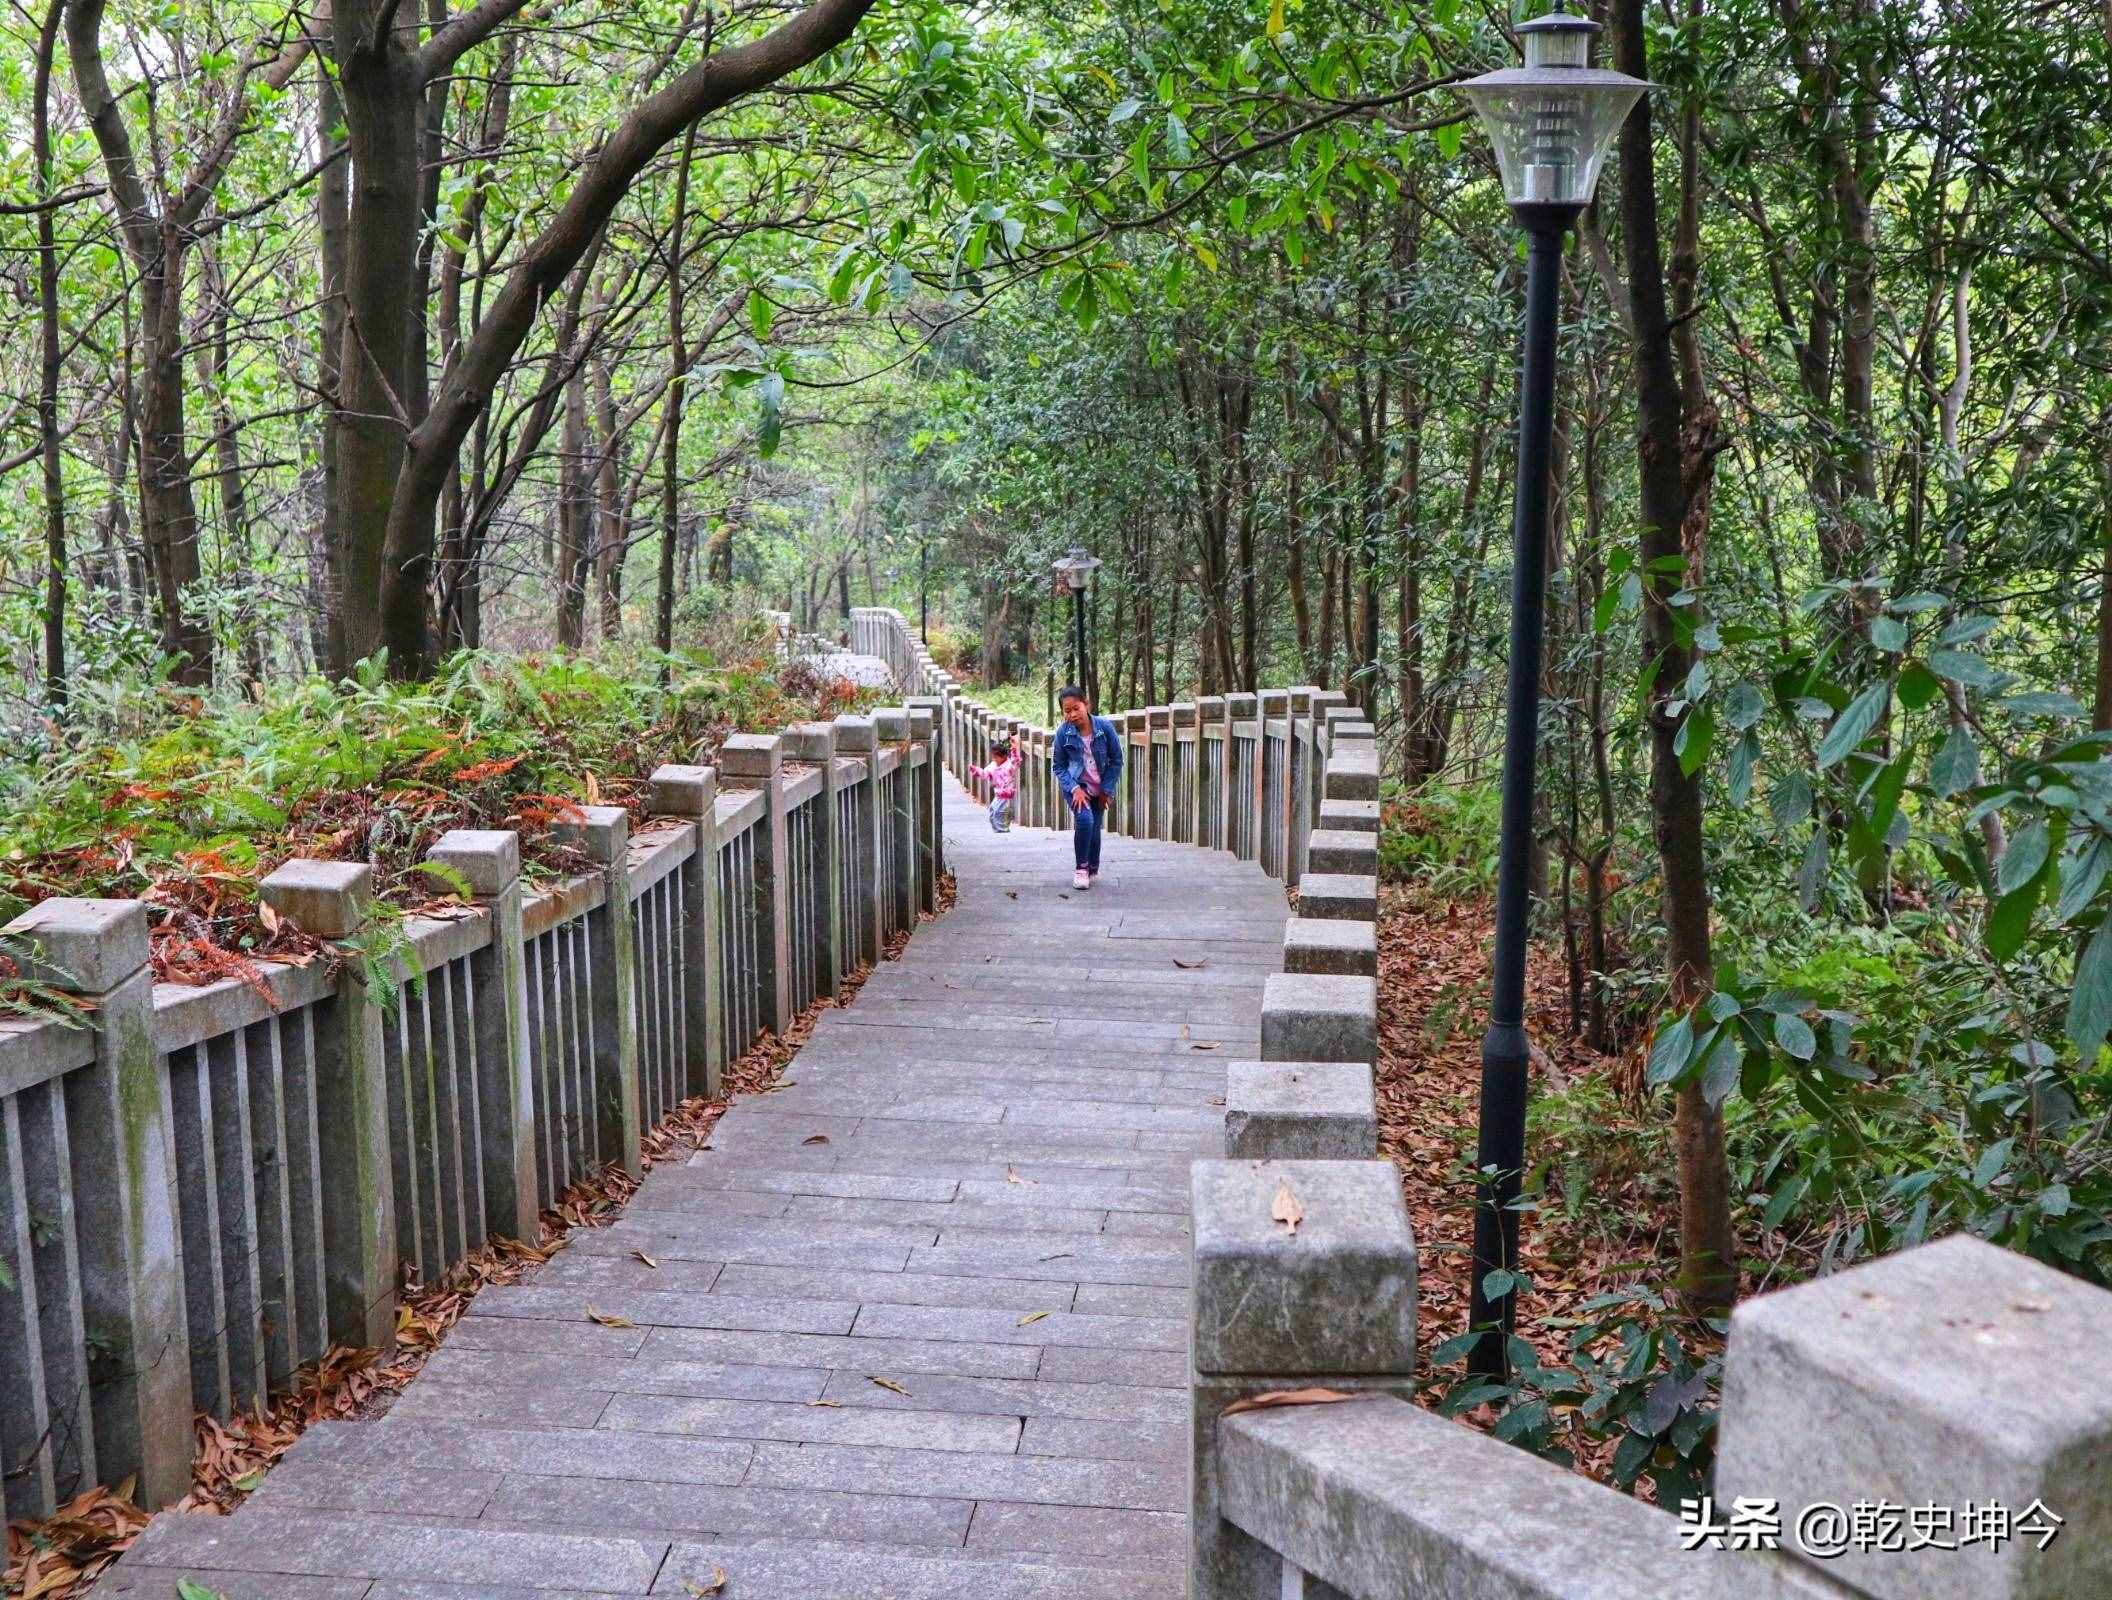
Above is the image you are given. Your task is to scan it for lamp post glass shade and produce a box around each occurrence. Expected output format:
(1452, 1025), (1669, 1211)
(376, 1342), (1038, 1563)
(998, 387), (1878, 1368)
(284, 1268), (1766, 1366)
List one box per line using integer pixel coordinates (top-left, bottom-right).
(1052, 547), (1102, 593)
(1460, 11), (1648, 212)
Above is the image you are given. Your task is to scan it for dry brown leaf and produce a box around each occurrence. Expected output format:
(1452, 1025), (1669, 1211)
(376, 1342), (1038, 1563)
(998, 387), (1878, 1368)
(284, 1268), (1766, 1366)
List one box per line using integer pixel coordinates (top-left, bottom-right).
(868, 1375), (911, 1396)
(1272, 1177), (1304, 1237)
(1173, 957), (1208, 970)
(1004, 1166), (1035, 1186)
(801, 1133), (831, 1145)
(1220, 1387), (1373, 1417)
(586, 1307), (635, 1328)
(808, 1398), (844, 1408)
(1017, 1310), (1050, 1327)
(683, 1569), (727, 1597)
(631, 1250), (660, 1270)
(1190, 1040), (1222, 1051)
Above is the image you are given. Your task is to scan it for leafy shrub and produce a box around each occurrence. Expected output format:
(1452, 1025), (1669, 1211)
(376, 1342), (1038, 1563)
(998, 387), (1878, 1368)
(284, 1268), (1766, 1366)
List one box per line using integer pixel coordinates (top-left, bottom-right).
(1378, 784), (1502, 892)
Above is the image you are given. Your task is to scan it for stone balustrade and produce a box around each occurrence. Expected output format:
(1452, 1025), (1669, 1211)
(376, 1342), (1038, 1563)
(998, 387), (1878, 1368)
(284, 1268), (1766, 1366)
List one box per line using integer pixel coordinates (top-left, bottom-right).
(849, 603), (2112, 1600)
(0, 699), (941, 1520)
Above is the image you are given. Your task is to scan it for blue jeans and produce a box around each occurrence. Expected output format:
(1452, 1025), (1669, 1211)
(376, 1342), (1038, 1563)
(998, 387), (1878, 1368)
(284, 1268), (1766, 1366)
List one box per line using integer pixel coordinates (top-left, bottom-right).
(987, 796), (1013, 832)
(1072, 796), (1106, 871)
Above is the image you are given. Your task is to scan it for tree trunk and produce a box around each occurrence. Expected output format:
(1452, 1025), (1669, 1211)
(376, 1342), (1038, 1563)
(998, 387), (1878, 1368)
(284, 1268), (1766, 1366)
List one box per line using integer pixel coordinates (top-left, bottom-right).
(1614, 0), (1737, 1318)
(202, 261), (263, 684)
(593, 359), (624, 642)
(372, 0), (880, 679)
(334, 20), (428, 672)
(316, 57), (351, 674)
(34, 0), (66, 708)
(66, 0), (219, 686)
(658, 124), (697, 660)
(557, 368), (590, 649)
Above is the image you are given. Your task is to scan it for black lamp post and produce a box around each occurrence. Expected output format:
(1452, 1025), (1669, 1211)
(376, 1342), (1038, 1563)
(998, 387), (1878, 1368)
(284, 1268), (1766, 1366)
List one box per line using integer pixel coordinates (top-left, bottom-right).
(1052, 547), (1102, 699)
(1459, 6), (1649, 1380)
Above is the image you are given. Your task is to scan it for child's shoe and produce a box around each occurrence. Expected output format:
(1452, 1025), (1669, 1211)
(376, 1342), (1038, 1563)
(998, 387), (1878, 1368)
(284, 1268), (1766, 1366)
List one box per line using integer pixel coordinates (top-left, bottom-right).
(1073, 869), (1091, 890)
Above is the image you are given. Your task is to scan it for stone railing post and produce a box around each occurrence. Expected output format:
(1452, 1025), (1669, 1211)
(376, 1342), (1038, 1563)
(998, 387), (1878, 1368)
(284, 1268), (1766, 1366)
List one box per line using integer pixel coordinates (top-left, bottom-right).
(1715, 1233), (2112, 1600)
(649, 764), (724, 1097)
(875, 709), (918, 933)
(1308, 822), (1380, 880)
(1027, 725), (1050, 830)
(1261, 972), (1378, 1065)
(907, 704), (939, 914)
(784, 727), (844, 999)
(1225, 692), (1259, 860)
(422, 831), (538, 1234)
(1308, 688), (1350, 796)
(719, 734), (791, 1030)
(1123, 709), (1145, 839)
(833, 715), (882, 970)
(1223, 1062), (1378, 1159)
(1286, 686), (1320, 885)
(1283, 918), (1378, 979)
(1170, 702), (1198, 844)
(550, 805), (641, 1177)
(1196, 695), (1226, 850)
(252, 865), (398, 1359)
(1258, 689), (1290, 878)
(1190, 1158), (1417, 1598)
(1146, 705), (1172, 839)
(1, 899), (195, 1507)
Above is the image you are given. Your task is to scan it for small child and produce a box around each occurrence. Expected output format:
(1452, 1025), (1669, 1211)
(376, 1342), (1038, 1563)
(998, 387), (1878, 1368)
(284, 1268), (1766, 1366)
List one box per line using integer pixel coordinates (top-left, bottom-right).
(970, 737), (1022, 833)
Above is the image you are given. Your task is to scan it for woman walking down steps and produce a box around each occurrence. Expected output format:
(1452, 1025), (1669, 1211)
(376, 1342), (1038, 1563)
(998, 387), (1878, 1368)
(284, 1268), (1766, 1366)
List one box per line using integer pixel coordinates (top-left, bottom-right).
(1050, 684), (1124, 891)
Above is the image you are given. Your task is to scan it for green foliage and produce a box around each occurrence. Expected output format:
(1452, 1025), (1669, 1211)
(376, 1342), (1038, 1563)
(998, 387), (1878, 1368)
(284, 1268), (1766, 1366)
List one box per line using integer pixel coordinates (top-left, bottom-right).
(1425, 1289), (1720, 1507)
(1376, 787), (1502, 894)
(0, 648), (870, 964)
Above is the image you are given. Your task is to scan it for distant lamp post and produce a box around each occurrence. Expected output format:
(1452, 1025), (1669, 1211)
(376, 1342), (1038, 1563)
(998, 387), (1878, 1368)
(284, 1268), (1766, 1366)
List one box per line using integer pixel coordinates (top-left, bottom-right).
(1459, 5), (1649, 1381)
(1052, 547), (1102, 701)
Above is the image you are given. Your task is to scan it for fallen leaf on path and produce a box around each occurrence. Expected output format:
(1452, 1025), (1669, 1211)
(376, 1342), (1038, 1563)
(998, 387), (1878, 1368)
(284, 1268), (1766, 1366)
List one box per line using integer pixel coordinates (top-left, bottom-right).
(630, 1250), (659, 1270)
(802, 1133), (831, 1145)
(1017, 1310), (1050, 1326)
(683, 1570), (727, 1597)
(808, 1398), (844, 1408)
(1272, 1178), (1304, 1237)
(1174, 958), (1208, 970)
(1221, 1387), (1372, 1417)
(1038, 1252), (1073, 1262)
(869, 1376), (911, 1396)
(586, 1307), (635, 1328)
(1005, 1166), (1035, 1186)
(1190, 1041), (1222, 1051)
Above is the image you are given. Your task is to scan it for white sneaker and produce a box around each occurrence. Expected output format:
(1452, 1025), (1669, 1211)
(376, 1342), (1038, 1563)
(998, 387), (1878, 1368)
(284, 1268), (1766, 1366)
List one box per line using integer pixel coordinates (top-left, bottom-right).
(1073, 869), (1091, 890)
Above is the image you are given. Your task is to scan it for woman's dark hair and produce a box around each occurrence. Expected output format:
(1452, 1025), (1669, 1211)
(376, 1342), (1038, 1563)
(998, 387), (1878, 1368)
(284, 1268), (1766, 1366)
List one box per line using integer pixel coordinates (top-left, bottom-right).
(1056, 684), (1088, 707)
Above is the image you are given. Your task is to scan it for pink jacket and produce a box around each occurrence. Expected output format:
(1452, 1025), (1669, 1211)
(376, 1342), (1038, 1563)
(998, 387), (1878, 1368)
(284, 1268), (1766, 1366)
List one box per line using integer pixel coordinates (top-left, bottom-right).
(972, 750), (1020, 799)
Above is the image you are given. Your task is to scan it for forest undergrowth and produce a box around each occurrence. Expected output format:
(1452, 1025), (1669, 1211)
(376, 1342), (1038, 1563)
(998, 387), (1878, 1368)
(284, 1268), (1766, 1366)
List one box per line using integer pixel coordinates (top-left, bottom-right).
(1378, 777), (2110, 1507)
(0, 642), (876, 1014)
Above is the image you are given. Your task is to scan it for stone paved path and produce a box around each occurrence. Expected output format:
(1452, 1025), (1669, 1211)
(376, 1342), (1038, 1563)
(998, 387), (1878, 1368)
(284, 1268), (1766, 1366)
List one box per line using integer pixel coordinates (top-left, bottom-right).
(106, 777), (1287, 1599)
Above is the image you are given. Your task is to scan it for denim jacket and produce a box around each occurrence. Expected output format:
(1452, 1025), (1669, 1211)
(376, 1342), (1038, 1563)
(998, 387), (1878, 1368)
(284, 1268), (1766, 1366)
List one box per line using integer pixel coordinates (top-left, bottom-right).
(1051, 715), (1124, 804)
